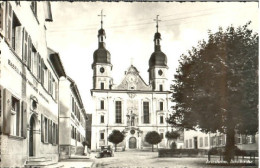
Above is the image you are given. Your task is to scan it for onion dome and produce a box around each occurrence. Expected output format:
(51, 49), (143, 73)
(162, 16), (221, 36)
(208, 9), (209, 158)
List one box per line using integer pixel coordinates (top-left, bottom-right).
(93, 41), (111, 65)
(149, 32), (167, 68)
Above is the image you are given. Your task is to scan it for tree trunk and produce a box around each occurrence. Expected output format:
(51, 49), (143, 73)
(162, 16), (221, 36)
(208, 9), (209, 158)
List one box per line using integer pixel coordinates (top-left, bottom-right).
(115, 144), (117, 152)
(152, 145), (154, 152)
(224, 127), (235, 163)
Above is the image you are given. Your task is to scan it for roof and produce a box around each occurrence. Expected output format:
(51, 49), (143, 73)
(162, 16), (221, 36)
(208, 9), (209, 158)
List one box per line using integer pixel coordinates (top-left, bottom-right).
(67, 76), (88, 120)
(48, 48), (66, 78)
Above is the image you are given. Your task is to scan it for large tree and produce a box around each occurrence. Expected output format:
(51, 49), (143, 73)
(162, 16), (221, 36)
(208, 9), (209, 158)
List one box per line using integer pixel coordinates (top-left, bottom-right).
(145, 131), (162, 152)
(108, 130), (125, 152)
(167, 22), (258, 163)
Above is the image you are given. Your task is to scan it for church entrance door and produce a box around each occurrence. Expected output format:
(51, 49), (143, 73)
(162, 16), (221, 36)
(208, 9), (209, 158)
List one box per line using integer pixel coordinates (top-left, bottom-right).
(129, 137), (137, 149)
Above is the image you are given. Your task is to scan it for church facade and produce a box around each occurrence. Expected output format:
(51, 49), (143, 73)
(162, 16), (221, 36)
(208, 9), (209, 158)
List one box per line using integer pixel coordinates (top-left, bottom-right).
(91, 18), (174, 151)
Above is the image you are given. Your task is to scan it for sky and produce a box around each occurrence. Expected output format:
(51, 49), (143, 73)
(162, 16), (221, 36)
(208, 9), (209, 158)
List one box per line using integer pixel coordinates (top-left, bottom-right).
(45, 2), (258, 114)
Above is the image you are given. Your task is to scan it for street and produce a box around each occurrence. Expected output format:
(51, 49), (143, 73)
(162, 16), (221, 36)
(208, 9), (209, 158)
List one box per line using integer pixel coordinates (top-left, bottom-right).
(92, 150), (258, 168)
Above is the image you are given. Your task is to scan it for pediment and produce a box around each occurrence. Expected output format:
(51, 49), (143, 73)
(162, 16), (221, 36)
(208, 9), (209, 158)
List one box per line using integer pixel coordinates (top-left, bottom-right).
(114, 65), (152, 91)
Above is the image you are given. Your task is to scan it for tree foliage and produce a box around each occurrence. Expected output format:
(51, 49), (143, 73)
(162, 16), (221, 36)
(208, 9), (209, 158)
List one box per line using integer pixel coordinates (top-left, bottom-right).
(167, 22), (258, 162)
(165, 131), (180, 140)
(108, 130), (125, 152)
(145, 131), (162, 152)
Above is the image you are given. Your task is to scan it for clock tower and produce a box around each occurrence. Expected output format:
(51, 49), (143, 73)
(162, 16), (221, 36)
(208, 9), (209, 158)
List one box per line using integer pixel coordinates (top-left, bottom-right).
(148, 15), (168, 91)
(92, 10), (113, 90)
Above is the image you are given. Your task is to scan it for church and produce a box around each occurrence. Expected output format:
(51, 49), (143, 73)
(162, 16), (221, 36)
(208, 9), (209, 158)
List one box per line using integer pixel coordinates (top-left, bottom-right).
(91, 15), (173, 151)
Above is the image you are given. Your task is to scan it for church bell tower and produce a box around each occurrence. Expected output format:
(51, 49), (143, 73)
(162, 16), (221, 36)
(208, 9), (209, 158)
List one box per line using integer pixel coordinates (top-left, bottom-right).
(92, 10), (113, 90)
(148, 15), (168, 91)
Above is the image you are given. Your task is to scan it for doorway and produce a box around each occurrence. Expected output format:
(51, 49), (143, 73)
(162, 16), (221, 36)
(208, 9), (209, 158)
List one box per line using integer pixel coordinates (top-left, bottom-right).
(129, 137), (137, 149)
(29, 116), (35, 156)
(193, 137), (198, 149)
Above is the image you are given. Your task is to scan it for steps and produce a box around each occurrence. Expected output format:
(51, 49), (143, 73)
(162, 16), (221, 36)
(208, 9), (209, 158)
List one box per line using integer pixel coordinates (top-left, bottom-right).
(25, 157), (64, 168)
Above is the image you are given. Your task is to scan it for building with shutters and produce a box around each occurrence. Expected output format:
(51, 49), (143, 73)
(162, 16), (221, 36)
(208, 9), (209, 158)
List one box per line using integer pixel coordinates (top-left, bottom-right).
(59, 76), (88, 159)
(90, 18), (183, 151)
(0, 1), (66, 167)
(183, 129), (258, 151)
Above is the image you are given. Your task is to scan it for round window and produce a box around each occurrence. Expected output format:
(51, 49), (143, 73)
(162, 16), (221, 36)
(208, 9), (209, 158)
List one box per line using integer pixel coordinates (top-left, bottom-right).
(100, 67), (105, 73)
(130, 130), (135, 134)
(158, 69), (163, 76)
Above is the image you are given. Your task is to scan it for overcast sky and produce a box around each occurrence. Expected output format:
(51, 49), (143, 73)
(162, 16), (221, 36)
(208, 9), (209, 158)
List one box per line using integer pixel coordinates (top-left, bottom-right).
(45, 2), (258, 114)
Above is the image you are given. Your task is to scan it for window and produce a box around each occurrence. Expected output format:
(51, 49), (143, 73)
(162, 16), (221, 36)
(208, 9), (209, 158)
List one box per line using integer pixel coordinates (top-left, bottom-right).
(205, 137), (208, 147)
(237, 134), (242, 144)
(11, 12), (21, 51)
(185, 140), (188, 148)
(31, 2), (37, 18)
(199, 137), (203, 147)
(11, 96), (21, 136)
(44, 117), (48, 142)
(160, 116), (164, 124)
(100, 100), (104, 110)
(143, 102), (149, 124)
(160, 102), (163, 111)
(100, 133), (104, 140)
(100, 82), (104, 90)
(52, 123), (58, 145)
(189, 139), (192, 148)
(100, 115), (104, 123)
(115, 101), (122, 123)
(160, 133), (164, 139)
(159, 85), (163, 91)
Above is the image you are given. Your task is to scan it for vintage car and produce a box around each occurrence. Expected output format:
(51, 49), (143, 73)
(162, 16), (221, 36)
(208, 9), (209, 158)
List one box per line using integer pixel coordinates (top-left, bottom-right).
(96, 145), (114, 158)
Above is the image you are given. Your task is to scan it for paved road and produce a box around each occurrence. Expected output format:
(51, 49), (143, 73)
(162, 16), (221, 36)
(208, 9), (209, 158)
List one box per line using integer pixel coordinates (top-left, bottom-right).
(92, 150), (257, 168)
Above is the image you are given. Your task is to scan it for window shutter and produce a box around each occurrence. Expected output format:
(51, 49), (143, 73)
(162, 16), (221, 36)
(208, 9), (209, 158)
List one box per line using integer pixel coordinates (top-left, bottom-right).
(51, 123), (54, 145)
(41, 59), (44, 84)
(3, 89), (12, 135)
(41, 114), (44, 142)
(37, 54), (41, 80)
(0, 2), (4, 32)
(28, 36), (32, 70)
(22, 101), (27, 138)
(22, 29), (28, 63)
(14, 26), (23, 57)
(48, 119), (52, 143)
(56, 123), (58, 144)
(5, 2), (12, 42)
(55, 82), (57, 101)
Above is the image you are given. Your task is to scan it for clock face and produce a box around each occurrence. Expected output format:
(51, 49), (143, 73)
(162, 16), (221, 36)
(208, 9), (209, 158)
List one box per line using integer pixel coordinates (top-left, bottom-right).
(158, 69), (163, 76)
(100, 67), (105, 73)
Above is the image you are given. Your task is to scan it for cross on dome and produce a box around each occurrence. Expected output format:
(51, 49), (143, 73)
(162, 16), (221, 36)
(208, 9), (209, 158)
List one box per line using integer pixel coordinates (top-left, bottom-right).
(154, 15), (161, 33)
(98, 10), (106, 28)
